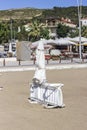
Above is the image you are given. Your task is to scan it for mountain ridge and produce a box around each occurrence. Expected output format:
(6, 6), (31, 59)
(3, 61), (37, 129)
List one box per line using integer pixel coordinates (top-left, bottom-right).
(0, 6), (87, 24)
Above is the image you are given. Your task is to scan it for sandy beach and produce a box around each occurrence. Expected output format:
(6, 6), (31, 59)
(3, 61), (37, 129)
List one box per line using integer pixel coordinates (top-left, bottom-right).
(0, 68), (87, 130)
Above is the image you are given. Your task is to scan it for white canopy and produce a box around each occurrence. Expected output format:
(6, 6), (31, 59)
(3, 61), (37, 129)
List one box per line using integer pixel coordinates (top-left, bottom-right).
(30, 39), (47, 48)
(31, 38), (76, 49)
(69, 36), (87, 43)
(82, 42), (87, 45)
(31, 38), (57, 48)
(55, 38), (76, 45)
(47, 39), (57, 45)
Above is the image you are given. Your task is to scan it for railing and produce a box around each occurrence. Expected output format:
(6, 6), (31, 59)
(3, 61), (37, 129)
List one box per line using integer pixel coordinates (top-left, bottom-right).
(0, 53), (87, 67)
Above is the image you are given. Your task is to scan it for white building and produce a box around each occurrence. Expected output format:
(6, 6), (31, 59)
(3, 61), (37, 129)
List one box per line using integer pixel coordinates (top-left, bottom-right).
(24, 23), (31, 32)
(81, 18), (87, 26)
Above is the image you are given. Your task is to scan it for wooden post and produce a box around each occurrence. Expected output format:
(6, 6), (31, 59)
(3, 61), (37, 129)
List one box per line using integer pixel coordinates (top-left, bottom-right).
(3, 59), (5, 66)
(47, 59), (49, 64)
(19, 60), (21, 65)
(59, 57), (61, 63)
(33, 59), (35, 64)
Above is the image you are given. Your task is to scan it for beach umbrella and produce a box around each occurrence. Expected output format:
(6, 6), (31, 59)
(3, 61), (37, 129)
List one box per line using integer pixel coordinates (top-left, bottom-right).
(33, 40), (46, 84)
(55, 38), (76, 45)
(82, 42), (87, 46)
(30, 38), (57, 49)
(30, 39), (47, 48)
(69, 36), (87, 43)
(47, 39), (57, 45)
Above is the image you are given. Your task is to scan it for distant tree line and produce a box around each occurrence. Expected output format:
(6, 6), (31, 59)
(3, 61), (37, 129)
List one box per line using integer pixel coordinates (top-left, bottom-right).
(42, 6), (87, 25)
(0, 16), (87, 44)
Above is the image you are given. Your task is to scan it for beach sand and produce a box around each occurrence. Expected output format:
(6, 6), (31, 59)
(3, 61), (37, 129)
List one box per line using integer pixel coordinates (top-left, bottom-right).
(0, 68), (87, 130)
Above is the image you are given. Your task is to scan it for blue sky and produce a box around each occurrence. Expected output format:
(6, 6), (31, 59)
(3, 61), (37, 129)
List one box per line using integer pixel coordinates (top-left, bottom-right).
(0, 0), (87, 10)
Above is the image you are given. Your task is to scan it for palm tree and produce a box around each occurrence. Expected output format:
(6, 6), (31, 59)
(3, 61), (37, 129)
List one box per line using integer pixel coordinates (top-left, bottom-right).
(0, 22), (10, 44)
(28, 19), (49, 42)
(28, 19), (41, 41)
(81, 26), (87, 37)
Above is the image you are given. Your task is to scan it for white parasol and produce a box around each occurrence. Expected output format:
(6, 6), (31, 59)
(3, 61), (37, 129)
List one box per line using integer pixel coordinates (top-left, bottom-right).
(30, 39), (47, 48)
(31, 38), (57, 49)
(55, 38), (76, 45)
(69, 36), (87, 43)
(33, 40), (46, 84)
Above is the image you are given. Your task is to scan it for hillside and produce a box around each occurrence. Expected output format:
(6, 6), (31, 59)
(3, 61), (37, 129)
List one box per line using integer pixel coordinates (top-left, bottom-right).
(0, 6), (87, 24)
(0, 8), (43, 21)
(42, 6), (87, 24)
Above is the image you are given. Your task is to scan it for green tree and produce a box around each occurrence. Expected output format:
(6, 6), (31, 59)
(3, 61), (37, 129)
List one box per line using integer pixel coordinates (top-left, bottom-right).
(40, 27), (49, 39)
(56, 23), (70, 38)
(0, 22), (10, 44)
(28, 19), (49, 42)
(17, 26), (28, 41)
(69, 28), (79, 38)
(28, 19), (41, 42)
(81, 26), (87, 37)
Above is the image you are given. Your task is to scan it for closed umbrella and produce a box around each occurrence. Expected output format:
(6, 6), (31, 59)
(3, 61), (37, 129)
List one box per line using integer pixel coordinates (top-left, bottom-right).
(33, 40), (46, 84)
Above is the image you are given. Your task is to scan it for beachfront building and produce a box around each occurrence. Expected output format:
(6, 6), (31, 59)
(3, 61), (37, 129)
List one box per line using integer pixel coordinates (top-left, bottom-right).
(44, 17), (76, 35)
(24, 17), (77, 38)
(24, 23), (31, 32)
(61, 17), (76, 28)
(81, 18), (87, 26)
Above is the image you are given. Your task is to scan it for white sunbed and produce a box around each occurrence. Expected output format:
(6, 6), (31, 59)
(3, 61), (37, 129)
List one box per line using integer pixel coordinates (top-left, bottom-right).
(29, 78), (65, 108)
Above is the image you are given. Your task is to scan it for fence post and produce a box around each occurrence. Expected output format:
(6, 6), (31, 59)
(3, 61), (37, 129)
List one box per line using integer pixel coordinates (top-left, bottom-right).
(19, 60), (21, 66)
(3, 59), (5, 66)
(33, 59), (35, 65)
(59, 57), (61, 63)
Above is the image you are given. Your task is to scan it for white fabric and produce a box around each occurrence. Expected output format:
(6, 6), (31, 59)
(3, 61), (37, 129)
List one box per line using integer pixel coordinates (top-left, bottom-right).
(50, 49), (61, 55)
(70, 36), (87, 43)
(55, 38), (76, 45)
(9, 42), (12, 53)
(31, 39), (47, 48)
(29, 39), (65, 108)
(30, 83), (64, 107)
(33, 40), (46, 83)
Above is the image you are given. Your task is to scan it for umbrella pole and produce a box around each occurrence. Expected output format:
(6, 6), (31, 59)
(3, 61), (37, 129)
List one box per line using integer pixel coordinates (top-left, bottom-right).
(77, 0), (82, 59)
